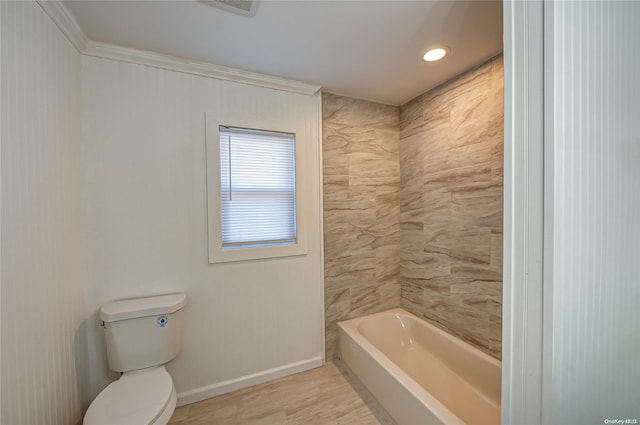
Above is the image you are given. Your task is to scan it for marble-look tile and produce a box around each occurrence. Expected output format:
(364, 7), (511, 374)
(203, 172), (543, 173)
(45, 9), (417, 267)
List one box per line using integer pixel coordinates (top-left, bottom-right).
(423, 161), (493, 189)
(324, 269), (376, 291)
(450, 280), (502, 317)
(450, 260), (502, 282)
(399, 190), (425, 224)
(416, 274), (471, 292)
(348, 285), (380, 318)
(325, 287), (351, 324)
(424, 139), (492, 175)
(447, 227), (493, 263)
(450, 186), (503, 229)
(323, 93), (399, 129)
(399, 281), (423, 315)
(375, 245), (400, 283)
(489, 314), (502, 356)
(444, 300), (492, 350)
(324, 57), (502, 361)
(399, 55), (503, 360)
(490, 231), (504, 270)
(399, 133), (426, 177)
(422, 188), (452, 221)
(400, 251), (451, 280)
(399, 91), (424, 137)
(422, 287), (451, 328)
(422, 223), (451, 257)
(349, 281), (399, 319)
(399, 235), (430, 265)
(323, 93), (401, 360)
(324, 326), (339, 364)
(490, 125), (505, 183)
(375, 279), (401, 310)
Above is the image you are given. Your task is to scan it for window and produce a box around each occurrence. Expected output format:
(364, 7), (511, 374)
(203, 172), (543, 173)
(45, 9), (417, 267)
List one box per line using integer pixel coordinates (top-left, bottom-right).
(218, 126), (297, 249)
(206, 114), (308, 264)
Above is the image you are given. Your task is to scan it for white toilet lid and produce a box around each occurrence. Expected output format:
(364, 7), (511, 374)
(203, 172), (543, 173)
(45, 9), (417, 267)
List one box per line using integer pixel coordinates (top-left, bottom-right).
(84, 367), (174, 425)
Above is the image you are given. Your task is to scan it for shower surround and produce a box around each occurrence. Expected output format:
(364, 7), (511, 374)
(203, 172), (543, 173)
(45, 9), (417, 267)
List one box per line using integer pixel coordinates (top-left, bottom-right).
(399, 55), (504, 359)
(322, 94), (401, 360)
(322, 55), (503, 360)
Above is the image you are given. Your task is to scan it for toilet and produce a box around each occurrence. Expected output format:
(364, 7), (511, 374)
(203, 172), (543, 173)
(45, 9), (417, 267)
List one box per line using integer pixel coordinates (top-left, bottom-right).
(84, 293), (187, 425)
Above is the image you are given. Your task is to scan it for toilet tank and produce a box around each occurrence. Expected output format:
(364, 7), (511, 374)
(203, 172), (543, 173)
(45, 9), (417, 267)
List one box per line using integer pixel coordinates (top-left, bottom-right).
(100, 293), (187, 373)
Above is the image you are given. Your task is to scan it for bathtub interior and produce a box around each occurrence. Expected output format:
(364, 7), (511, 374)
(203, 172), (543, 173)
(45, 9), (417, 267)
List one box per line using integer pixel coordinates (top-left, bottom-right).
(346, 309), (501, 425)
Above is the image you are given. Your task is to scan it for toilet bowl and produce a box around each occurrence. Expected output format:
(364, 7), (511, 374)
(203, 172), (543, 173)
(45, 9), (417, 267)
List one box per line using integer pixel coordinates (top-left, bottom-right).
(84, 366), (176, 425)
(84, 294), (186, 425)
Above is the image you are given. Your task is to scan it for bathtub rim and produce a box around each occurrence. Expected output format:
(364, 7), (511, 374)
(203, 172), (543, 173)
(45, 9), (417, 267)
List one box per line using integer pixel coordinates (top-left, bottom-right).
(337, 308), (501, 425)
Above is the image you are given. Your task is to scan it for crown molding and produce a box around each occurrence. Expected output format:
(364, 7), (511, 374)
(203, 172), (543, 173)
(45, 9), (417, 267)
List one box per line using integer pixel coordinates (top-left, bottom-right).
(37, 0), (88, 52)
(83, 41), (321, 96)
(35, 0), (320, 96)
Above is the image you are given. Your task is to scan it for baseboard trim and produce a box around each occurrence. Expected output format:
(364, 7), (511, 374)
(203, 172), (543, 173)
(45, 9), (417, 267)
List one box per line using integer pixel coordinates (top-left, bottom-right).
(176, 356), (323, 407)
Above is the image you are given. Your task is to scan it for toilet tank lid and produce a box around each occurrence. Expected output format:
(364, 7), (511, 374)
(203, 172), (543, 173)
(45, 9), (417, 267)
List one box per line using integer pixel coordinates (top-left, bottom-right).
(100, 293), (186, 323)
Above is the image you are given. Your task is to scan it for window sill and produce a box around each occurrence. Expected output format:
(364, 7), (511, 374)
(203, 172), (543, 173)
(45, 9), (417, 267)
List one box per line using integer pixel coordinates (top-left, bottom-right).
(208, 241), (307, 264)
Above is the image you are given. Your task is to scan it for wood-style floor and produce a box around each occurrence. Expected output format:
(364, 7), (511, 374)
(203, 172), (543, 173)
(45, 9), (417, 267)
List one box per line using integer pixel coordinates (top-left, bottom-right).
(168, 362), (396, 425)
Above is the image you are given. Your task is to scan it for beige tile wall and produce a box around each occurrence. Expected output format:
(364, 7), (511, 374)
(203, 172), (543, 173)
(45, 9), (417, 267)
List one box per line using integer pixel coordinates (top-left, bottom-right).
(399, 55), (504, 359)
(322, 93), (401, 359)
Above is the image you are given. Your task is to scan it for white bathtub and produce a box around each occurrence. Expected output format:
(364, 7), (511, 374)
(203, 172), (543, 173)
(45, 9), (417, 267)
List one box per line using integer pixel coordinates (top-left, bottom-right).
(338, 308), (501, 425)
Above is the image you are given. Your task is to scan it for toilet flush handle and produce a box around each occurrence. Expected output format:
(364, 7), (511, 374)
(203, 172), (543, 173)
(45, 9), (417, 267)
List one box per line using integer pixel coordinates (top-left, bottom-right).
(98, 320), (106, 329)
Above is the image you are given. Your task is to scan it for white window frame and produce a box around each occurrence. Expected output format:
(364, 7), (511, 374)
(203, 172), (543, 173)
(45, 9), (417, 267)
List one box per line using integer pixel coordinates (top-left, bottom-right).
(205, 112), (308, 263)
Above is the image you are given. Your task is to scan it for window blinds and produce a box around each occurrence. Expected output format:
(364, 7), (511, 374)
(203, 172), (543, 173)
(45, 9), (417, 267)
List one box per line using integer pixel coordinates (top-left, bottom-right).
(219, 126), (297, 248)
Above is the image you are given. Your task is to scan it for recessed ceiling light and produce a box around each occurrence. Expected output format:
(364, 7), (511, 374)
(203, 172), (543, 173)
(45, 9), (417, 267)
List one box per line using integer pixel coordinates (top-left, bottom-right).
(423, 47), (449, 62)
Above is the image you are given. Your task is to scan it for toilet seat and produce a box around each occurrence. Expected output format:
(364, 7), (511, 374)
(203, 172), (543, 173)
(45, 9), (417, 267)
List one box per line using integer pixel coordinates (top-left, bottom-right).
(84, 366), (176, 425)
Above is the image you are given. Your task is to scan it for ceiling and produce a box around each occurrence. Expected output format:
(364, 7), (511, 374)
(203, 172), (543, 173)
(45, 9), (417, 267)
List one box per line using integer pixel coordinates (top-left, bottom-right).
(64, 0), (503, 105)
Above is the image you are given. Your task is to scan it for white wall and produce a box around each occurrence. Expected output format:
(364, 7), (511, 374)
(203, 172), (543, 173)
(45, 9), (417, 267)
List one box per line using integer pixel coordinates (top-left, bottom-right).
(81, 56), (324, 404)
(1, 2), (88, 424)
(547, 1), (640, 422)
